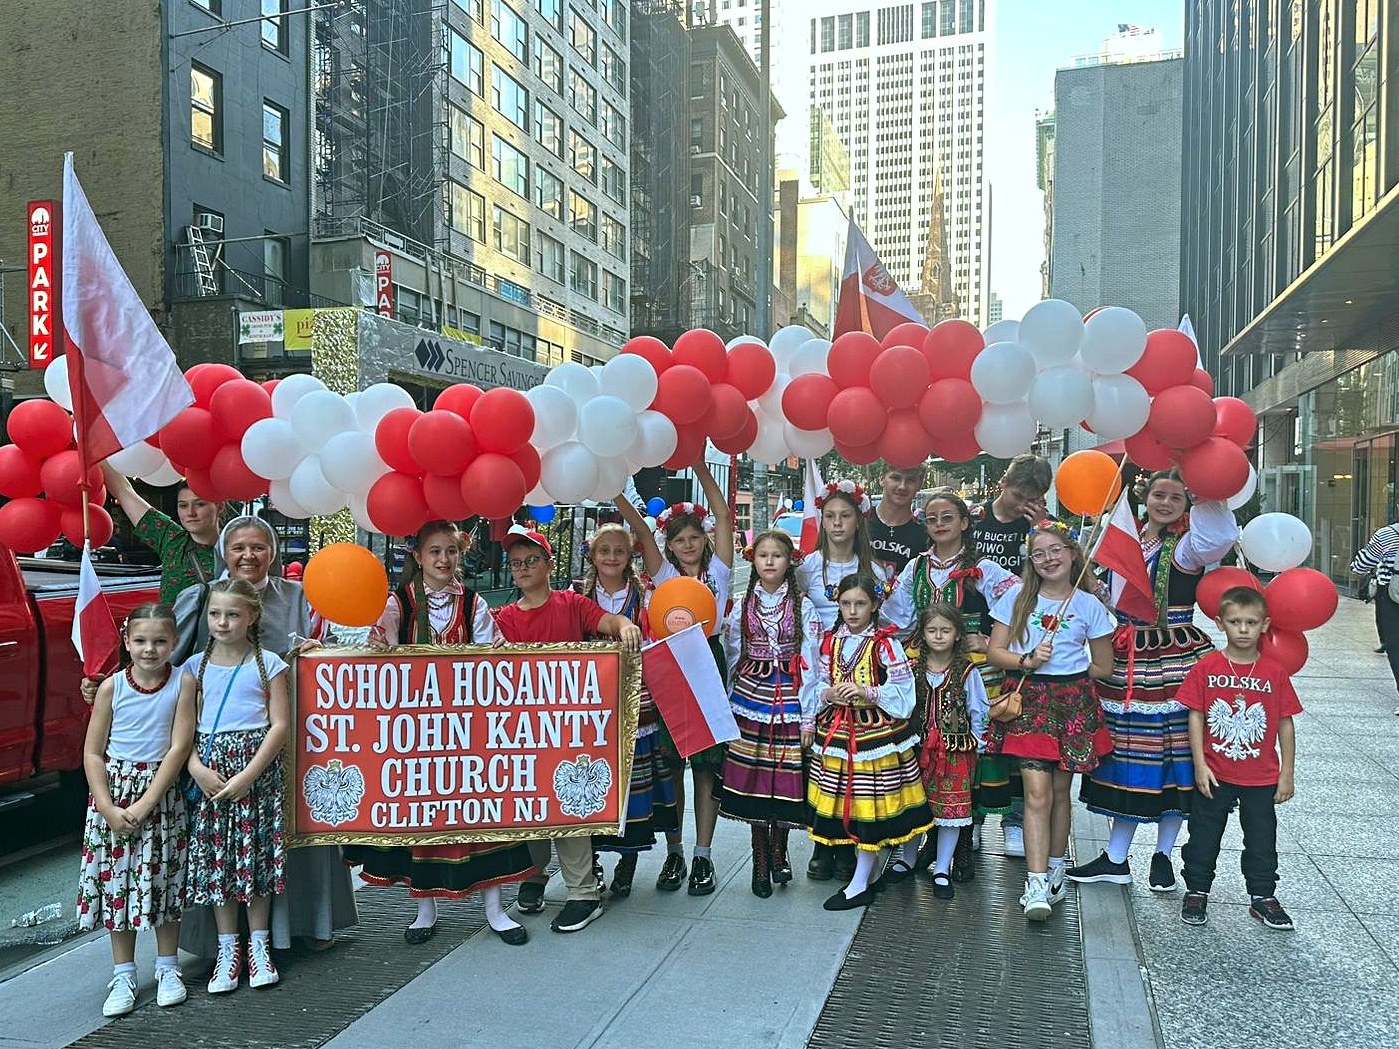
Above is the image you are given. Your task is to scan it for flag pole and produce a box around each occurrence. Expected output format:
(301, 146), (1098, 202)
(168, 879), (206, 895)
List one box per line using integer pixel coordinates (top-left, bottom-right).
(59, 154), (96, 547)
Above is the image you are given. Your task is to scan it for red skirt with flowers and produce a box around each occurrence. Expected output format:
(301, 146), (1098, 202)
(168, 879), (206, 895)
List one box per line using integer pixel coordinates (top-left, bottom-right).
(985, 674), (1112, 774)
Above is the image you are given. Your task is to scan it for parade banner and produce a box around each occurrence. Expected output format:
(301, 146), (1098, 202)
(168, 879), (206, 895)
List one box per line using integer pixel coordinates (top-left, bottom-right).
(286, 644), (641, 847)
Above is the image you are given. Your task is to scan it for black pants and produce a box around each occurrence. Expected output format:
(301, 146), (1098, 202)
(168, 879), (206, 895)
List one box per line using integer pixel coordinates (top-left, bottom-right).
(1180, 781), (1279, 898)
(1377, 591), (1399, 691)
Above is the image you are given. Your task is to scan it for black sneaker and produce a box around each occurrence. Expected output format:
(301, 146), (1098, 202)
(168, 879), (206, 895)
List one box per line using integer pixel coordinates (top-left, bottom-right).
(516, 881), (546, 914)
(1249, 896), (1294, 931)
(807, 845), (835, 881)
(1066, 851), (1132, 885)
(550, 899), (604, 933)
(1149, 851), (1177, 893)
(688, 855), (716, 895)
(610, 854), (637, 898)
(1180, 891), (1209, 926)
(655, 852), (687, 892)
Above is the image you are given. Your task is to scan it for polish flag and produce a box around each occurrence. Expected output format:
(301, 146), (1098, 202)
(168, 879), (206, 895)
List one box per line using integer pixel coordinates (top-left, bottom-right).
(62, 153), (192, 472)
(1089, 491), (1157, 624)
(832, 215), (924, 339)
(799, 457), (824, 555)
(642, 624), (738, 758)
(71, 545), (121, 677)
(1179, 314), (1203, 367)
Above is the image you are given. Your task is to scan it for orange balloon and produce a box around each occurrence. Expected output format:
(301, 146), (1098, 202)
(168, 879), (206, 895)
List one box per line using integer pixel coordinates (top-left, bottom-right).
(647, 577), (718, 639)
(1056, 450), (1123, 516)
(302, 543), (390, 628)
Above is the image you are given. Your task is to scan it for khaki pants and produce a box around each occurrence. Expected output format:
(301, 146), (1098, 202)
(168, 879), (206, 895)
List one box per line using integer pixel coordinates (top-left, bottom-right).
(525, 837), (599, 901)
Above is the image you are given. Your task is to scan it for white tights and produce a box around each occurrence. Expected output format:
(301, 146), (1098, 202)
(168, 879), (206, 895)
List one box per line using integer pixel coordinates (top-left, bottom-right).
(1105, 815), (1184, 864)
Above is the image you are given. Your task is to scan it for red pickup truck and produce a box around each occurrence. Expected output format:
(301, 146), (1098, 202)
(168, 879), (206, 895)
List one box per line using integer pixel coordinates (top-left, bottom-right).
(0, 547), (160, 810)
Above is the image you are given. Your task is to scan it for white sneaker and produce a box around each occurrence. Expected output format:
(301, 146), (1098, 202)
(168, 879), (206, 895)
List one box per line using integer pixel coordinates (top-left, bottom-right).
(1021, 877), (1052, 921)
(247, 936), (280, 989)
(207, 941), (241, 994)
(102, 972), (138, 1017)
(155, 966), (187, 1007)
(1004, 823), (1025, 858)
(971, 824), (983, 852)
(1047, 865), (1068, 905)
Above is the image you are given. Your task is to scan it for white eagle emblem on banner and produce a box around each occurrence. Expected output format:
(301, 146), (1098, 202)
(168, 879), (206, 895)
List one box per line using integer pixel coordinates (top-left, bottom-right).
(553, 754), (612, 817)
(303, 759), (367, 827)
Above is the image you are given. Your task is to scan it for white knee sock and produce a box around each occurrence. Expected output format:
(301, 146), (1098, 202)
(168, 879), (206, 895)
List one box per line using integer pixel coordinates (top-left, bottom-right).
(410, 896), (437, 930)
(845, 848), (879, 896)
(1156, 815), (1184, 854)
(483, 885), (521, 932)
(901, 838), (921, 868)
(933, 826), (960, 875)
(1106, 820), (1137, 864)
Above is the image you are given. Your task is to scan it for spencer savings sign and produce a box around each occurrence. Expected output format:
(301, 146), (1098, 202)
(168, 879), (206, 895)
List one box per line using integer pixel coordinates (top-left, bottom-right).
(28, 200), (56, 369)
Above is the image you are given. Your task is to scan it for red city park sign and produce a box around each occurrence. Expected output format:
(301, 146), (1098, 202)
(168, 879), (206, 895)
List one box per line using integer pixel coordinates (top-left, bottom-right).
(28, 200), (57, 369)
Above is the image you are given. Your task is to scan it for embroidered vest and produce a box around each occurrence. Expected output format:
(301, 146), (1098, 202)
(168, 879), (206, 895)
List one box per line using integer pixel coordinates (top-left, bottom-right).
(741, 590), (798, 662)
(826, 631), (887, 690)
(910, 556), (989, 633)
(914, 658), (976, 752)
(395, 584), (475, 645)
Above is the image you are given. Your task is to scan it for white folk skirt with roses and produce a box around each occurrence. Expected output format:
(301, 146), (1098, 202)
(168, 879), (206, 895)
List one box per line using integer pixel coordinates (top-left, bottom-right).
(78, 758), (188, 932)
(185, 729), (286, 905)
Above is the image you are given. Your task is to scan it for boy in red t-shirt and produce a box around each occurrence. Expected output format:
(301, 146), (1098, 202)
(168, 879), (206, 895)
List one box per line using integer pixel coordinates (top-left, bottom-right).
(1177, 586), (1302, 930)
(493, 527), (642, 934)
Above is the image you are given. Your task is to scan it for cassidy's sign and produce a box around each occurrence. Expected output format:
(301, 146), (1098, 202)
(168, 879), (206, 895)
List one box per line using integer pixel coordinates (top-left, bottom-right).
(288, 645), (640, 846)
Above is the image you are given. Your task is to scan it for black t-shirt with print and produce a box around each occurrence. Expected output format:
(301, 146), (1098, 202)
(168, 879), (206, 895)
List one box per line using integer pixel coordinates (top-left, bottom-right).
(868, 513), (929, 575)
(974, 500), (1029, 573)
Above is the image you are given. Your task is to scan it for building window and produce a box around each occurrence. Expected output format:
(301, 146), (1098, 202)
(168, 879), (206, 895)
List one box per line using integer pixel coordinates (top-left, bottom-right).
(263, 234), (288, 301)
(569, 130), (596, 182)
(539, 0), (563, 32)
(534, 101), (563, 156)
(491, 134), (529, 197)
(534, 166), (564, 219)
(568, 190), (597, 240)
(601, 214), (624, 258)
(536, 231), (565, 283)
(601, 43), (626, 93)
(449, 181), (487, 242)
(192, 0), (221, 13)
(261, 0), (287, 52)
(262, 101), (288, 181)
(449, 30), (485, 95)
(450, 105), (485, 168)
(569, 8), (597, 65)
(601, 269), (625, 313)
(602, 102), (625, 147)
(493, 206), (531, 264)
(570, 251), (598, 298)
(533, 37), (563, 93)
(569, 69), (597, 125)
(492, 0), (528, 62)
(492, 66), (529, 129)
(602, 0), (626, 37)
(601, 156), (625, 204)
(190, 64), (222, 152)
(452, 0), (484, 22)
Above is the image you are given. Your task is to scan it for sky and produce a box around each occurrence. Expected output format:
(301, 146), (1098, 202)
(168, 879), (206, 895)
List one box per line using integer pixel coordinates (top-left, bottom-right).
(988, 1), (1185, 320)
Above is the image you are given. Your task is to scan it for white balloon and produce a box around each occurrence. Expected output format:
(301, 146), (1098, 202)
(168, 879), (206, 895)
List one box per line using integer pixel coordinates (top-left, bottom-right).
(523, 482), (552, 506)
(725, 334), (767, 351)
(1085, 374), (1151, 441)
(577, 395), (639, 459)
(140, 460), (184, 487)
(788, 339), (832, 378)
(591, 455), (630, 501)
(343, 391), (361, 412)
(526, 383), (579, 449)
(268, 477), (311, 519)
(348, 491), (375, 532)
(241, 418), (302, 480)
(1240, 512), (1313, 573)
(1227, 463), (1258, 511)
(757, 373), (791, 416)
(288, 455), (347, 516)
(983, 320), (1020, 345)
(643, 515), (657, 531)
(768, 325), (815, 357)
(545, 362), (599, 405)
(320, 430), (389, 494)
(106, 441), (166, 478)
(747, 413), (790, 465)
(628, 411), (677, 468)
(970, 342), (1037, 404)
(270, 373), (326, 418)
(43, 356), (74, 410)
(540, 441), (600, 503)
(291, 389), (357, 452)
(355, 382), (415, 433)
(784, 422), (835, 458)
(599, 354), (659, 413)
(1028, 367), (1094, 429)
(1081, 307), (1148, 375)
(1019, 299), (1084, 368)
(975, 401), (1038, 458)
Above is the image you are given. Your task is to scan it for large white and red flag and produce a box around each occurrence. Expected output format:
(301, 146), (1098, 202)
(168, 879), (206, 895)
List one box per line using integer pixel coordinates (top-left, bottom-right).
(71, 546), (121, 677)
(62, 153), (192, 471)
(1089, 491), (1157, 623)
(832, 215), (923, 340)
(800, 457), (824, 555)
(642, 624), (738, 758)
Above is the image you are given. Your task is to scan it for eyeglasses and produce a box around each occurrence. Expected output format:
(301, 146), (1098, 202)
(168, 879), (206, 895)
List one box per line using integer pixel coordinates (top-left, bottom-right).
(1029, 545), (1069, 564)
(507, 554), (545, 570)
(926, 513), (961, 526)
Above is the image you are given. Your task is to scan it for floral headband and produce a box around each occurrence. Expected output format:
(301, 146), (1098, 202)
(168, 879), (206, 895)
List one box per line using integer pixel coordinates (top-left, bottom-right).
(1027, 519), (1080, 545)
(742, 542), (804, 566)
(824, 576), (894, 602)
(814, 480), (872, 516)
(654, 502), (714, 534)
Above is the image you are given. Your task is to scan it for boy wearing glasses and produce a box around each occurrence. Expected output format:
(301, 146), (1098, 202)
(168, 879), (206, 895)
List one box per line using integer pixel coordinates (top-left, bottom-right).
(492, 526), (644, 933)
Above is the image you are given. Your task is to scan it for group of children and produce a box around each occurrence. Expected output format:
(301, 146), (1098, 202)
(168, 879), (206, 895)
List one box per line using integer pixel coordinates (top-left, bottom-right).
(77, 459), (1305, 1019)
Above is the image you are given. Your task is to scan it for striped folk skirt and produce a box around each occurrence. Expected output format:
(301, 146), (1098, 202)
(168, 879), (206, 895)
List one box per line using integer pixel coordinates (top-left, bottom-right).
(717, 665), (808, 828)
(808, 705), (931, 851)
(594, 688), (680, 853)
(344, 840), (534, 898)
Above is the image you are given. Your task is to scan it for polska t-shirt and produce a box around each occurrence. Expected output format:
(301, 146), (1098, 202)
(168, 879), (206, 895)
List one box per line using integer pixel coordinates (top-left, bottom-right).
(868, 514), (929, 576)
(1176, 651), (1303, 786)
(973, 501), (1030, 573)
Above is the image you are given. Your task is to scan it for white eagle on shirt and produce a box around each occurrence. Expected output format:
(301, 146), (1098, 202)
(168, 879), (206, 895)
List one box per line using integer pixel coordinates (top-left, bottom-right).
(1207, 696), (1268, 762)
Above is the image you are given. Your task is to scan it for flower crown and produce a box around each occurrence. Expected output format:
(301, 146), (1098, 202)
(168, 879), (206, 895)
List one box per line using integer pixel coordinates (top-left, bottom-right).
(654, 502), (714, 534)
(814, 480), (872, 516)
(742, 542), (804, 566)
(1028, 519), (1079, 544)
(823, 576), (894, 602)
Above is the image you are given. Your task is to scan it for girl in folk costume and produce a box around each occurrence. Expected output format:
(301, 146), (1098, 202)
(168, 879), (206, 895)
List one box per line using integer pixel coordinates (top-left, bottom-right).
(986, 524), (1115, 921)
(1069, 470), (1240, 891)
(717, 530), (825, 897)
(805, 574), (931, 911)
(623, 457), (733, 896)
(576, 520), (679, 898)
(79, 604), (197, 1017)
(347, 520), (533, 946)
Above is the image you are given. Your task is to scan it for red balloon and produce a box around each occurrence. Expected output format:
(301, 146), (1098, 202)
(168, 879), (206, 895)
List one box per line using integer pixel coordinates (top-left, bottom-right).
(159, 407), (221, 470)
(181, 467), (224, 503)
(1148, 385), (1217, 449)
(374, 407), (424, 475)
(463, 454), (527, 519)
(933, 431), (982, 462)
(782, 374), (839, 431)
(509, 443), (542, 492)
(425, 471), (475, 520)
(712, 409), (758, 455)
(208, 443), (269, 501)
(918, 379), (982, 439)
(1188, 368), (1214, 395)
(622, 335), (673, 375)
(880, 322), (929, 351)
(726, 341), (776, 400)
(1178, 438), (1251, 501)
(1265, 568), (1339, 632)
(652, 365), (713, 426)
(367, 471), (430, 536)
(663, 423), (707, 470)
(208, 379), (272, 441)
(827, 331), (883, 389)
(703, 383), (749, 440)
(869, 346), (931, 410)
(261, 379), (280, 396)
(878, 409), (934, 468)
(187, 364), (243, 409)
(1213, 397), (1258, 447)
(1195, 566), (1264, 619)
(826, 387), (887, 447)
(470, 388), (534, 455)
(434, 383), (483, 420)
(0, 497), (62, 553)
(923, 320), (984, 382)
(0, 445), (45, 498)
(1123, 429), (1174, 471)
(834, 438), (883, 465)
(61, 503), (114, 549)
(7, 399), (74, 459)
(409, 410), (477, 476)
(672, 329), (729, 383)
(1126, 330), (1198, 395)
(1259, 628), (1309, 675)
(39, 450), (102, 509)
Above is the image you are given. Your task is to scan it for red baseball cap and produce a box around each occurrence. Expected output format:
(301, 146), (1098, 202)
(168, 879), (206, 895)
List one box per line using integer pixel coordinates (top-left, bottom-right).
(504, 525), (553, 560)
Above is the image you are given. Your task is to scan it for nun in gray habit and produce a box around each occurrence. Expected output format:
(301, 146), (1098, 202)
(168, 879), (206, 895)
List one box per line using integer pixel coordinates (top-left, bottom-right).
(173, 515), (358, 954)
